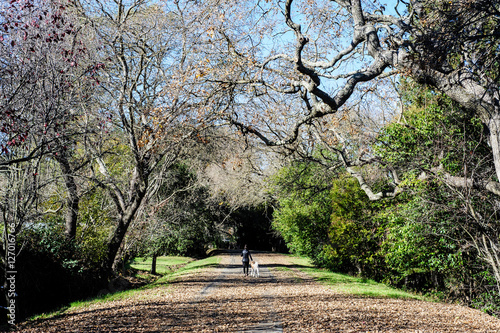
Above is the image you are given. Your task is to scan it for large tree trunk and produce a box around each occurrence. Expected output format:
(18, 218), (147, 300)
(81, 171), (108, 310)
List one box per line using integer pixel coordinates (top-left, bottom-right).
(105, 219), (129, 275)
(55, 152), (79, 240)
(103, 169), (146, 276)
(105, 204), (143, 275)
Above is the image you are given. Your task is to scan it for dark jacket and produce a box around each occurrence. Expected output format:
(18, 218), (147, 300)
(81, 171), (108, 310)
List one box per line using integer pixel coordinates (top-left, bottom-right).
(241, 249), (252, 263)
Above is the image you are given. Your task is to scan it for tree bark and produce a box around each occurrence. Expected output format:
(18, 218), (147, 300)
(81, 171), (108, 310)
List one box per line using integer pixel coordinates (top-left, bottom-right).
(55, 152), (79, 240)
(98, 163), (147, 276)
(105, 193), (145, 275)
(151, 254), (157, 275)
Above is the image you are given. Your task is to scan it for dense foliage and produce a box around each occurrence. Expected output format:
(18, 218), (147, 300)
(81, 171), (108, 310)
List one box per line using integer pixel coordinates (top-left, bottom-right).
(271, 161), (334, 267)
(271, 80), (500, 315)
(135, 163), (222, 259)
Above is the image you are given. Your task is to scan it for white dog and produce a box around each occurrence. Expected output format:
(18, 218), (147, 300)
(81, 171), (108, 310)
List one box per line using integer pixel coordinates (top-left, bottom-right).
(250, 260), (260, 277)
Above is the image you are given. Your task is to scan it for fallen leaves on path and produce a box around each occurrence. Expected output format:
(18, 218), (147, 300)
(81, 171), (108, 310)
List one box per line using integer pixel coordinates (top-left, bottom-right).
(14, 253), (500, 332)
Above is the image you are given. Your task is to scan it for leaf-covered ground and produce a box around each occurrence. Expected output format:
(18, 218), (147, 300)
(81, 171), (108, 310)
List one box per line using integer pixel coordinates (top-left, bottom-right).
(15, 253), (500, 332)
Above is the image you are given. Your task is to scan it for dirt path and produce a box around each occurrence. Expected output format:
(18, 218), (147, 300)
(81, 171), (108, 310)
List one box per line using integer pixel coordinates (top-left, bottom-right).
(15, 253), (500, 332)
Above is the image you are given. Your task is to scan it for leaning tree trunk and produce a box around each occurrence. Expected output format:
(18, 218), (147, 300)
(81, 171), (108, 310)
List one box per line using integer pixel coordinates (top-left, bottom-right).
(106, 214), (136, 275)
(94, 150), (148, 277)
(104, 187), (146, 277)
(105, 219), (129, 276)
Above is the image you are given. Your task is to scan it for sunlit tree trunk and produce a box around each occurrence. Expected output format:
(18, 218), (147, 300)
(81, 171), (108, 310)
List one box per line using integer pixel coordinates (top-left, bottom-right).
(55, 151), (80, 240)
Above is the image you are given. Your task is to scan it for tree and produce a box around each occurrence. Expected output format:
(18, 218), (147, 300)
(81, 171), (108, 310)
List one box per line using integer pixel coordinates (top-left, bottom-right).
(0, 0), (96, 163)
(135, 163), (221, 269)
(327, 175), (384, 276)
(0, 0), (103, 244)
(198, 0), (500, 198)
(193, 1), (500, 303)
(130, 127), (281, 267)
(73, 0), (222, 275)
(376, 80), (500, 307)
(271, 160), (336, 266)
(186, 128), (279, 250)
(270, 158), (386, 274)
(0, 0), (101, 323)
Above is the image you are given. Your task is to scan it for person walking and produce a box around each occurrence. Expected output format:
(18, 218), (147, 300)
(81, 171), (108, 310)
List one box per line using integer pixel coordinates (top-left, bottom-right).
(241, 244), (253, 276)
